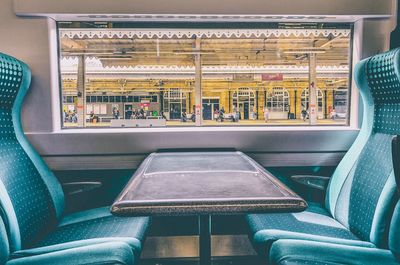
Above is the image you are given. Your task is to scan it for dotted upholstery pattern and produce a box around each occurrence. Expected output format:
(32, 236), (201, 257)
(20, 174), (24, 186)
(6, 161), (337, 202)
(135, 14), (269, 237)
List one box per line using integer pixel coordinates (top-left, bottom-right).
(0, 56), (23, 108)
(247, 211), (359, 242)
(341, 48), (400, 242)
(247, 48), (400, 255)
(374, 104), (400, 134)
(0, 53), (151, 259)
(366, 49), (400, 105)
(367, 49), (400, 134)
(0, 54), (58, 248)
(36, 215), (150, 248)
(348, 133), (394, 241)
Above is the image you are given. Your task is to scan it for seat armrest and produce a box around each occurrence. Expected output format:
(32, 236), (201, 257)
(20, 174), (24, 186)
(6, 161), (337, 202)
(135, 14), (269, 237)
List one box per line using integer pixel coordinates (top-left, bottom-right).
(392, 136), (400, 192)
(290, 175), (330, 191)
(62, 182), (102, 196)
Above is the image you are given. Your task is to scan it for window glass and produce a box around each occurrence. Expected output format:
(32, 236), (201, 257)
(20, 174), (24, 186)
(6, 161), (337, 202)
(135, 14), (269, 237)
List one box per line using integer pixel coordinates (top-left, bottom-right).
(58, 22), (351, 128)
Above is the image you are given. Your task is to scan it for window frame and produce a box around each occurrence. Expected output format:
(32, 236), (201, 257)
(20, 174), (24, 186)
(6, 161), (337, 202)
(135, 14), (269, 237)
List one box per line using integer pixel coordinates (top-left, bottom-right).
(55, 21), (356, 130)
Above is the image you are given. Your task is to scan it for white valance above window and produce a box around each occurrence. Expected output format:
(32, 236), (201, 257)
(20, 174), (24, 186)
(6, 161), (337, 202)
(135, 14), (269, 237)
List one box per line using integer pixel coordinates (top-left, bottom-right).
(60, 28), (351, 39)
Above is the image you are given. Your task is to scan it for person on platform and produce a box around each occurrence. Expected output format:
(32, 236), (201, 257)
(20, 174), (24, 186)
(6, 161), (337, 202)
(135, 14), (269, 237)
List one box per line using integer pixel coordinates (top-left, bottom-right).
(264, 107), (269, 123)
(330, 108), (337, 120)
(137, 108), (145, 119)
(113, 107), (119, 119)
(72, 110), (78, 123)
(89, 111), (95, 123)
(301, 108), (308, 121)
(252, 107), (257, 120)
(217, 107), (225, 122)
(181, 111), (187, 122)
(232, 106), (238, 122)
(160, 111), (167, 120)
(214, 108), (220, 121)
(67, 110), (73, 122)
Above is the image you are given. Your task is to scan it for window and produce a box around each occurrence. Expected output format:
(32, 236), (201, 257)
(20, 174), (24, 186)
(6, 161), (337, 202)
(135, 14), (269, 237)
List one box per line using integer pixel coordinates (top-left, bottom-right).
(58, 22), (352, 128)
(333, 88), (349, 119)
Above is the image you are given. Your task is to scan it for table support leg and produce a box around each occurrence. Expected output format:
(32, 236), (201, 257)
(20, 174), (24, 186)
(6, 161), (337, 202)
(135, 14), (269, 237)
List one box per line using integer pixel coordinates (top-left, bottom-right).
(198, 214), (211, 265)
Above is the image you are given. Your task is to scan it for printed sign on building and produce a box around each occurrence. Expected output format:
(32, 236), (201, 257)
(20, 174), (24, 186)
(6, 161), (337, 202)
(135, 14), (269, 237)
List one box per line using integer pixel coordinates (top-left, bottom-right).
(261, 73), (283, 81)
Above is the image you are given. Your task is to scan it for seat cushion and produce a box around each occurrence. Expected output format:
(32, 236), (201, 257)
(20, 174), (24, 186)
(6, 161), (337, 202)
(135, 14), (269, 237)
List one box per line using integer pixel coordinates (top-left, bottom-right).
(269, 239), (399, 265)
(27, 207), (150, 257)
(8, 241), (135, 265)
(303, 202), (330, 216)
(246, 208), (374, 254)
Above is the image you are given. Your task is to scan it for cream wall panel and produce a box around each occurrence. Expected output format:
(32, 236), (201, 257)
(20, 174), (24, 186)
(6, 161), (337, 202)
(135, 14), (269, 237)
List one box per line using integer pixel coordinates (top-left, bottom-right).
(14, 0), (394, 17)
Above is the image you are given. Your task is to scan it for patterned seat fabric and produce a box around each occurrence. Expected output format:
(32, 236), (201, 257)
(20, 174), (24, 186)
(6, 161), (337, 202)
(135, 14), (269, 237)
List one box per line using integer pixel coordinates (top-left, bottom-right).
(270, 194), (400, 265)
(37, 213), (149, 248)
(0, 52), (150, 264)
(269, 237), (400, 265)
(0, 54), (61, 250)
(247, 48), (400, 255)
(248, 211), (359, 242)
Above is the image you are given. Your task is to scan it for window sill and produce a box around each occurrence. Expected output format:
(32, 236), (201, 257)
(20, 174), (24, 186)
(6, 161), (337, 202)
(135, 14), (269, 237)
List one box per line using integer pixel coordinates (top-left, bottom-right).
(27, 125), (359, 135)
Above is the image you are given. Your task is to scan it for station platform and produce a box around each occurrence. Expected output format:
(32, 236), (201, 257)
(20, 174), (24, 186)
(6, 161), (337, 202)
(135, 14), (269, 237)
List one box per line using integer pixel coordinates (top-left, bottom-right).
(64, 119), (347, 128)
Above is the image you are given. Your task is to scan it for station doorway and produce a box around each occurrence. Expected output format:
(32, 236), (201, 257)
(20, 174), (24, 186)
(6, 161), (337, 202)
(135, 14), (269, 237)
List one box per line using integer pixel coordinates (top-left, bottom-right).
(233, 88), (255, 120)
(163, 88), (187, 120)
(124, 104), (132, 119)
(169, 102), (182, 120)
(266, 87), (290, 119)
(202, 98), (220, 120)
(301, 88), (324, 119)
(239, 102), (250, 120)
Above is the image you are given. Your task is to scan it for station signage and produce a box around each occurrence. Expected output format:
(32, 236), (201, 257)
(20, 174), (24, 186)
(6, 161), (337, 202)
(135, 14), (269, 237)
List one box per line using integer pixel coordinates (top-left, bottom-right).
(195, 105), (201, 115)
(261, 73), (283, 81)
(310, 104), (316, 115)
(140, 100), (150, 109)
(234, 73), (254, 80)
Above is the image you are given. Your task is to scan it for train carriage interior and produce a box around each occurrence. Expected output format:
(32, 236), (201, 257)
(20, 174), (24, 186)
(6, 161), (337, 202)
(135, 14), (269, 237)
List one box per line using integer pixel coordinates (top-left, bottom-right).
(1, 0), (400, 264)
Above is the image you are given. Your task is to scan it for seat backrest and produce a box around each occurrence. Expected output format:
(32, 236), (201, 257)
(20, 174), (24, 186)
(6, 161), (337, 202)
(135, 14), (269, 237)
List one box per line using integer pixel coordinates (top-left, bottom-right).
(388, 199), (400, 257)
(388, 136), (400, 257)
(325, 48), (400, 247)
(0, 213), (9, 265)
(0, 53), (64, 251)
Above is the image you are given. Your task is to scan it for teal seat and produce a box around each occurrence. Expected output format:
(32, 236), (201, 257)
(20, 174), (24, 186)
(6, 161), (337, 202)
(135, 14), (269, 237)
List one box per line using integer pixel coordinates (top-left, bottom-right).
(269, 135), (400, 265)
(0, 53), (150, 264)
(0, 213), (137, 265)
(246, 48), (400, 256)
(269, 238), (399, 265)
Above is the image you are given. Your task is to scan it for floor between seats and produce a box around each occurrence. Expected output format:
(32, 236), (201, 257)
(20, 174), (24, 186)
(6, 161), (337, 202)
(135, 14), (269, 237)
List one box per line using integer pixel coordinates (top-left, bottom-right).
(141, 256), (263, 265)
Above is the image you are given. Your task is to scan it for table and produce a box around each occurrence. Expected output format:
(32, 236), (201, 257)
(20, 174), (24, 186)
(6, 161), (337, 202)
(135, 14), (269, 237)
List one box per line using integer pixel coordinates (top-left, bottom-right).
(112, 151), (307, 265)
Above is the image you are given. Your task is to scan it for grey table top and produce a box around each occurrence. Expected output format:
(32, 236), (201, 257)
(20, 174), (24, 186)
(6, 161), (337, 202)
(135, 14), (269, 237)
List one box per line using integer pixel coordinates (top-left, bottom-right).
(111, 151), (307, 216)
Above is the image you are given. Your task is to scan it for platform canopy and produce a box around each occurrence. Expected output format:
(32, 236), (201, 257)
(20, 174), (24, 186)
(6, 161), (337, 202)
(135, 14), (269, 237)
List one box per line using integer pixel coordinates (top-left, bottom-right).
(59, 27), (351, 72)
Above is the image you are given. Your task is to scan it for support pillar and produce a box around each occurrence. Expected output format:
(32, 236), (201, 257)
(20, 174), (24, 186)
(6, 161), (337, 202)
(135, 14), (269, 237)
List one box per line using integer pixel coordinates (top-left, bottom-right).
(160, 89), (164, 114)
(308, 53), (317, 125)
(294, 90), (297, 119)
(256, 90), (259, 119)
(324, 90), (328, 119)
(76, 55), (86, 127)
(228, 90), (231, 113)
(194, 37), (202, 126)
